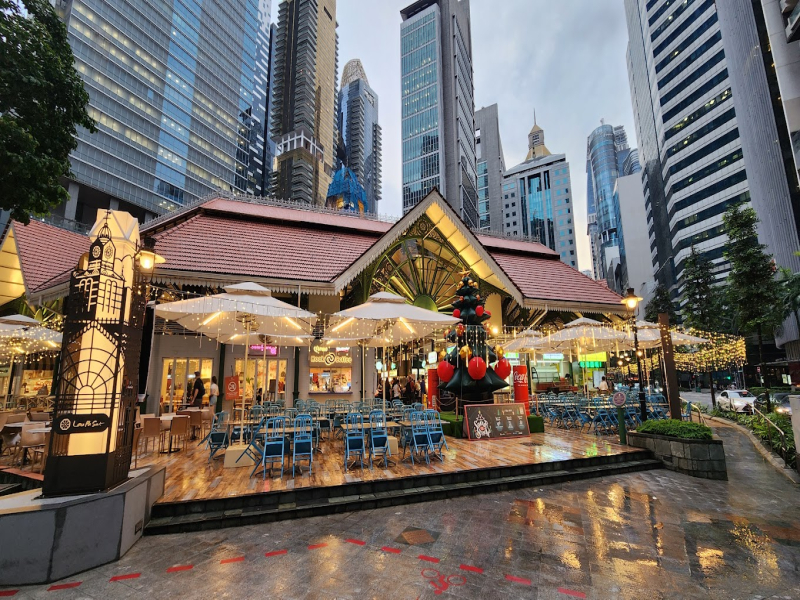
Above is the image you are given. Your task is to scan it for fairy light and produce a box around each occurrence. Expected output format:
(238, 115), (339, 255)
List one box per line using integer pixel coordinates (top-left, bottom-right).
(202, 311), (221, 326)
(331, 317), (355, 332)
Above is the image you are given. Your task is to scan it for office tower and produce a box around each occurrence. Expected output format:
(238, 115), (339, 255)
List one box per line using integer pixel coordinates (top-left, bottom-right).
(270, 0), (339, 206)
(474, 104), (505, 231)
(585, 123), (634, 280)
(503, 121), (576, 267)
(613, 174), (651, 296)
(770, 0), (800, 184)
(337, 59), (382, 212)
(53, 0), (272, 224)
(400, 0), (478, 228)
(624, 0), (800, 304)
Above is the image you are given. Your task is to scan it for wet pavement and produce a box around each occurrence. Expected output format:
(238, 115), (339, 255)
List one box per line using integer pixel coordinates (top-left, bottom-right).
(2, 422), (799, 599)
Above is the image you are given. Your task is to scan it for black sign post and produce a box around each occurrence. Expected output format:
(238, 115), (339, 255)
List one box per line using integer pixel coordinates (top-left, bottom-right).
(464, 403), (530, 440)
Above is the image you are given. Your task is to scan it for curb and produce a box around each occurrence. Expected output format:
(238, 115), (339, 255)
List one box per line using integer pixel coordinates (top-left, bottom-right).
(704, 415), (800, 484)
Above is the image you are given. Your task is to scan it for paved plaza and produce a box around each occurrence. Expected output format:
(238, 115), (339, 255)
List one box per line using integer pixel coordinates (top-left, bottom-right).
(2, 422), (799, 599)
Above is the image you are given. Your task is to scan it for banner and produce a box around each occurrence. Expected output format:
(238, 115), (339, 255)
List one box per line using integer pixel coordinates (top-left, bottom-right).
(224, 375), (240, 400)
(513, 365), (530, 415)
(428, 368), (439, 411)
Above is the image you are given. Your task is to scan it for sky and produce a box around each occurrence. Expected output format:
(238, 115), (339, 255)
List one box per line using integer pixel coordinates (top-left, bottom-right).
(335, 0), (638, 273)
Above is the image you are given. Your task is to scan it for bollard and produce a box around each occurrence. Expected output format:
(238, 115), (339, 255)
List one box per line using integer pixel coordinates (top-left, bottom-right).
(617, 407), (627, 445)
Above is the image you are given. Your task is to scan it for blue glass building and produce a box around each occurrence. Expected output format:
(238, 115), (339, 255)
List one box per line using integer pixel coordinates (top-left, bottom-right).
(54, 0), (272, 223)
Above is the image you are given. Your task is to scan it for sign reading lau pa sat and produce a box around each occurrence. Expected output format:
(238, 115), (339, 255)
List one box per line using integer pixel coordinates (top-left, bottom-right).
(309, 345), (352, 367)
(55, 413), (111, 435)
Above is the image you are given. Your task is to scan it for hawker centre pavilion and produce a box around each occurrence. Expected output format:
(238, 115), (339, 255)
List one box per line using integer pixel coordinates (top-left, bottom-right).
(0, 189), (626, 408)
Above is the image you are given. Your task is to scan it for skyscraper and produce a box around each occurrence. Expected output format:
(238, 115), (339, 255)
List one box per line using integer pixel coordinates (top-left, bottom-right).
(503, 120), (577, 268)
(585, 123), (636, 280)
(474, 104), (505, 231)
(337, 59), (382, 212)
(624, 0), (800, 296)
(400, 0), (478, 227)
(53, 0), (272, 224)
(270, 0), (339, 206)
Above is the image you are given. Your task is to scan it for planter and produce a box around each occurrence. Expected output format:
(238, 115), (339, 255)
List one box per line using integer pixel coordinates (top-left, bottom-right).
(628, 431), (727, 480)
(528, 415), (544, 433)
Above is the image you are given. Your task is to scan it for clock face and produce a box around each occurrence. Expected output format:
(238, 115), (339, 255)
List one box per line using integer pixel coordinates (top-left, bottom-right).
(104, 246), (113, 259)
(91, 246), (101, 258)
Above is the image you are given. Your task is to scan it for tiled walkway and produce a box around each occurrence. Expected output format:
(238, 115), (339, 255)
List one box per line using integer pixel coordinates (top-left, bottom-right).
(3, 421), (800, 599)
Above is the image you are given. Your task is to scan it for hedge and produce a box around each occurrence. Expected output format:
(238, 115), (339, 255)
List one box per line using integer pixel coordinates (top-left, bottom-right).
(637, 420), (713, 440)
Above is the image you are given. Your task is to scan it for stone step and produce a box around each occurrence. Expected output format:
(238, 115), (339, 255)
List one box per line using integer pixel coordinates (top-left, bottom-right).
(145, 455), (661, 535)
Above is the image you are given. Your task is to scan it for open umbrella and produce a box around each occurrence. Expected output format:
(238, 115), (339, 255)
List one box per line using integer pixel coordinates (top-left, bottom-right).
(324, 292), (460, 412)
(620, 321), (710, 349)
(530, 318), (627, 354)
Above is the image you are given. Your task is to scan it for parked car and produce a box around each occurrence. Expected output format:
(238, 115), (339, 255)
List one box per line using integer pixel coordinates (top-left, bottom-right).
(755, 392), (790, 413)
(717, 390), (755, 413)
(775, 398), (793, 417)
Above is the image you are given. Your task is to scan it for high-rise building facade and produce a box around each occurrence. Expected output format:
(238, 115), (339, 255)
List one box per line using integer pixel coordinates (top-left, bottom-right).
(270, 0), (339, 206)
(53, 0), (271, 224)
(337, 59), (382, 212)
(400, 0), (478, 228)
(474, 104), (505, 231)
(585, 123), (636, 280)
(624, 0), (800, 304)
(503, 121), (576, 267)
(613, 174), (651, 296)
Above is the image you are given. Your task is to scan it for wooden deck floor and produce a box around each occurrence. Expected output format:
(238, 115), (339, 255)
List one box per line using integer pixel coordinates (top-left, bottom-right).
(129, 429), (641, 504)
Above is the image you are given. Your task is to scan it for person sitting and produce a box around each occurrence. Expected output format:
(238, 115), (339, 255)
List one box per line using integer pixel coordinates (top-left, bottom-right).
(598, 376), (609, 393)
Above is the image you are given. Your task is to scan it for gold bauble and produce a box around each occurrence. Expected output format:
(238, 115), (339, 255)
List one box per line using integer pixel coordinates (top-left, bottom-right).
(438, 350), (447, 361)
(495, 346), (505, 360)
(459, 345), (472, 361)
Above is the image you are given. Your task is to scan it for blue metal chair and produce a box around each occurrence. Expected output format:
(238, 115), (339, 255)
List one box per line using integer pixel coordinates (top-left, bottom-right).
(424, 409), (447, 460)
(258, 416), (287, 479)
(344, 412), (365, 471)
(292, 414), (313, 476)
(200, 411), (227, 447)
(207, 418), (229, 462)
(406, 410), (431, 465)
(236, 416), (268, 470)
(368, 410), (390, 469)
(412, 402), (423, 412)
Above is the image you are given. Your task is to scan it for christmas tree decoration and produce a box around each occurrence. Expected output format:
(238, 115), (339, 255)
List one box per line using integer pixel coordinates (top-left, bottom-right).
(437, 359), (455, 382)
(495, 346), (505, 360)
(440, 274), (509, 402)
(494, 357), (511, 379)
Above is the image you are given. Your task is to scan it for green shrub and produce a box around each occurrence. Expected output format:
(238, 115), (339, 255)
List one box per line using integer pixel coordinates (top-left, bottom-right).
(528, 415), (544, 433)
(637, 420), (713, 440)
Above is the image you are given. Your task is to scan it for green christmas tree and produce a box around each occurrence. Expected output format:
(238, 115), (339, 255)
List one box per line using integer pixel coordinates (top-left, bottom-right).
(440, 275), (508, 402)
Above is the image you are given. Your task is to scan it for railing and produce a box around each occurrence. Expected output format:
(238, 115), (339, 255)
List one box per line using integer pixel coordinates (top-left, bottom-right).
(752, 407), (794, 470)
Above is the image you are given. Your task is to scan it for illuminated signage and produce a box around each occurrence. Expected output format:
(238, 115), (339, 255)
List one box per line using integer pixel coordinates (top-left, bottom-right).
(578, 352), (607, 362)
(542, 353), (564, 361)
(310, 345), (352, 367)
(249, 344), (278, 355)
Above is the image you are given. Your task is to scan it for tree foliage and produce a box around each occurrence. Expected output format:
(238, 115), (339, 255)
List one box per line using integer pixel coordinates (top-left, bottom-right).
(644, 284), (677, 324)
(0, 0), (95, 223)
(681, 247), (721, 331)
(778, 267), (800, 338)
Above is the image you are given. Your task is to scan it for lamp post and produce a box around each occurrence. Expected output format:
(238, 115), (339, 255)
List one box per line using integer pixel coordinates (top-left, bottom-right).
(621, 288), (646, 422)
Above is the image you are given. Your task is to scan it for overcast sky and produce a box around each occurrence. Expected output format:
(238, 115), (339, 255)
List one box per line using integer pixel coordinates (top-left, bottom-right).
(335, 0), (637, 272)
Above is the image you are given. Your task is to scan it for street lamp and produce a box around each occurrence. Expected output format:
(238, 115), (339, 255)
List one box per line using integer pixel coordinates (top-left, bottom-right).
(621, 288), (647, 422)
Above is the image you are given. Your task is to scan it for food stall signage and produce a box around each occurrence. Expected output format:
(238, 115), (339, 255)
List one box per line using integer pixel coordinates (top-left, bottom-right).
(542, 353), (564, 361)
(249, 344), (278, 355)
(310, 345), (352, 366)
(55, 413), (111, 435)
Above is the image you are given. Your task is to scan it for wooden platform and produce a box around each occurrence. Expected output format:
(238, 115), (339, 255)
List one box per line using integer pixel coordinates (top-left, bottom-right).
(133, 429), (643, 504)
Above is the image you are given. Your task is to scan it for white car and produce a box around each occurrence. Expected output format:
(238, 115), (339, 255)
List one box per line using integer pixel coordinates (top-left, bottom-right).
(718, 390), (755, 413)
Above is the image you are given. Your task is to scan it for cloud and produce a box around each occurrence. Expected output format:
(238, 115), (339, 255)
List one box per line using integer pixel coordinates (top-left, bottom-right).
(335, 0), (637, 272)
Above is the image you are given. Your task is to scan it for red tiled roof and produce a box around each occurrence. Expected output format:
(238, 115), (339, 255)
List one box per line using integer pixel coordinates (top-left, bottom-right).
(152, 213), (382, 282)
(489, 251), (623, 307)
(12, 220), (88, 293)
(476, 234), (559, 257)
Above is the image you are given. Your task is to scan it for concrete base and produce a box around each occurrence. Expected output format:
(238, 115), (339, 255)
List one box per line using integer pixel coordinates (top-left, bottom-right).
(0, 466), (165, 586)
(223, 443), (255, 468)
(628, 431), (727, 480)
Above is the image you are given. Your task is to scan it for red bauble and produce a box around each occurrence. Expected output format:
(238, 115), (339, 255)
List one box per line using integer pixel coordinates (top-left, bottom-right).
(456, 324), (465, 336)
(452, 308), (461, 319)
(494, 357), (511, 379)
(485, 310), (492, 318)
(437, 360), (455, 382)
(468, 356), (487, 380)
(476, 305), (485, 317)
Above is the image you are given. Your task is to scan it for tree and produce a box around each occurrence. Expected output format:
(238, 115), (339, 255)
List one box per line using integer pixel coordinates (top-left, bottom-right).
(0, 0), (95, 223)
(644, 284), (677, 324)
(778, 267), (800, 344)
(681, 247), (721, 331)
(723, 203), (783, 411)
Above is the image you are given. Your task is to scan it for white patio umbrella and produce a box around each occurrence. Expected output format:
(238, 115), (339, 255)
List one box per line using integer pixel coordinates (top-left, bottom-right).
(155, 282), (316, 418)
(618, 321), (710, 350)
(324, 291), (460, 412)
(502, 329), (542, 353)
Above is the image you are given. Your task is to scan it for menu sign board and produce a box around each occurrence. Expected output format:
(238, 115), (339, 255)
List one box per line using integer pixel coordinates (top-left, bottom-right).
(310, 344), (352, 367)
(464, 403), (530, 440)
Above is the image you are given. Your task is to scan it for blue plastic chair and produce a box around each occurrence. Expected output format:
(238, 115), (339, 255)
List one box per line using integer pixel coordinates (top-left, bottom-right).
(424, 409), (447, 460)
(344, 412), (366, 471)
(368, 410), (390, 469)
(292, 414), (313, 476)
(258, 416), (287, 479)
(236, 416), (268, 470)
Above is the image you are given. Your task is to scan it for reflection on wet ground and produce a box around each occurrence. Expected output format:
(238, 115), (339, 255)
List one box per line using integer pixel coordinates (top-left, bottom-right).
(2, 421), (799, 599)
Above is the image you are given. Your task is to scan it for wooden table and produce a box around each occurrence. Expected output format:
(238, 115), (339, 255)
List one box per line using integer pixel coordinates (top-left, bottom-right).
(339, 421), (398, 432)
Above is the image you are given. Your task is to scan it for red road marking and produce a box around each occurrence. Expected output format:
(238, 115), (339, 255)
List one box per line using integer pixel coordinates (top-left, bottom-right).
(459, 564), (484, 574)
(558, 588), (587, 598)
(0, 591), (18, 597)
(505, 574), (532, 585)
(220, 557), (245, 564)
(109, 573), (141, 582)
(381, 546), (402, 554)
(308, 543), (327, 550)
(265, 550), (287, 557)
(418, 554), (440, 563)
(166, 565), (193, 573)
(47, 582), (82, 591)
(346, 538), (366, 546)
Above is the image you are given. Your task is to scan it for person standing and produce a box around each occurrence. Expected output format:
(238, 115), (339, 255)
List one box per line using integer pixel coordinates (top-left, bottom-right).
(405, 375), (417, 405)
(209, 376), (219, 411)
(191, 371), (205, 408)
(419, 375), (427, 400)
(392, 378), (402, 401)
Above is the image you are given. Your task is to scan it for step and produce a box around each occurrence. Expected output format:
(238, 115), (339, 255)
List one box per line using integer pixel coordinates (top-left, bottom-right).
(145, 455), (661, 535)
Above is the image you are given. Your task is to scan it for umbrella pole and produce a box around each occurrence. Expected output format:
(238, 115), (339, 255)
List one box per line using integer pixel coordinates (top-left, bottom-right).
(262, 343), (267, 403)
(242, 321), (250, 429)
(382, 345), (386, 416)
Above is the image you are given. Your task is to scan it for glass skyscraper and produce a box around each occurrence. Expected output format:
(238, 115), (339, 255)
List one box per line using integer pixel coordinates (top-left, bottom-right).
(475, 104), (505, 232)
(54, 0), (271, 223)
(337, 59), (382, 213)
(400, 0), (478, 228)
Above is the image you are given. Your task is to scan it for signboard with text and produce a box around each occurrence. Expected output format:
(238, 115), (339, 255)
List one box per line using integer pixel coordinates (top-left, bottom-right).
(224, 376), (240, 400)
(310, 344), (353, 368)
(55, 413), (110, 435)
(464, 403), (530, 440)
(512, 365), (530, 415)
